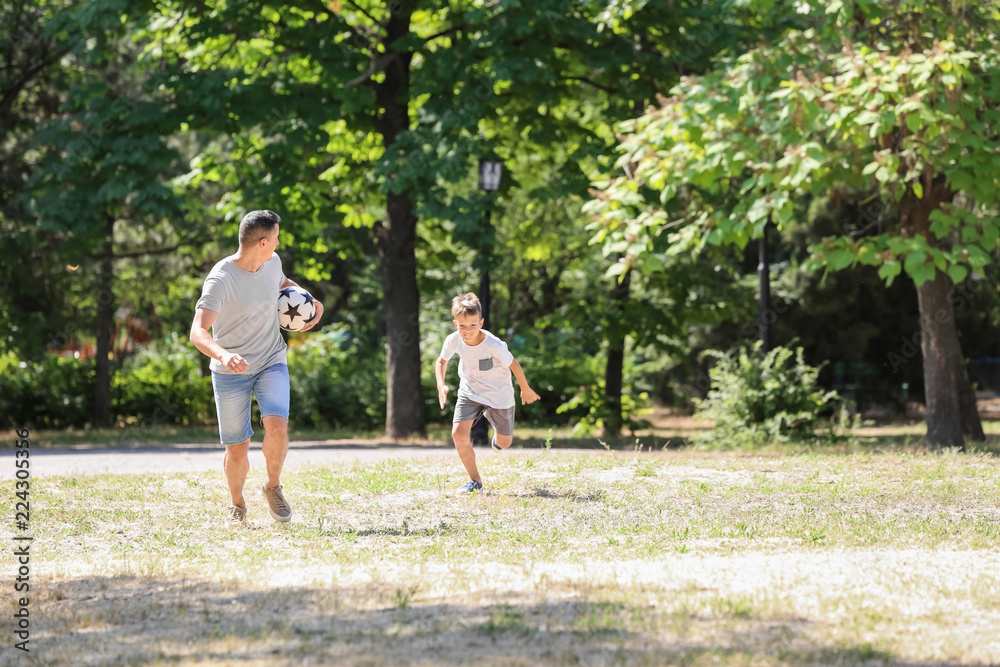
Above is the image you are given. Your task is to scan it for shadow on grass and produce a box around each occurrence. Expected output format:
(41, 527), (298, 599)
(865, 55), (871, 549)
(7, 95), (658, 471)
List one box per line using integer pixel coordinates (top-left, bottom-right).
(32, 575), (967, 666)
(514, 434), (686, 451)
(345, 525), (453, 538)
(510, 488), (607, 503)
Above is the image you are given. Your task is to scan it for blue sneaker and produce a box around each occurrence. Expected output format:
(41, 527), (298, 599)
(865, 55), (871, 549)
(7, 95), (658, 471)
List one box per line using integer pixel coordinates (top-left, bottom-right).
(458, 479), (484, 494)
(491, 435), (502, 452)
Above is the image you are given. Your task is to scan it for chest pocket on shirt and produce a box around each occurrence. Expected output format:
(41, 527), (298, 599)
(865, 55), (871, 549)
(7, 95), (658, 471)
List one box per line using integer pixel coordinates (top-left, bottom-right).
(478, 357), (494, 372)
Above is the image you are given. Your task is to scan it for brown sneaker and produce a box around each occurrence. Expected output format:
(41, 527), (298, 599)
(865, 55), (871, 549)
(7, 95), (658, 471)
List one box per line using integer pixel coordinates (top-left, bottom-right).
(261, 484), (292, 522)
(227, 505), (247, 524)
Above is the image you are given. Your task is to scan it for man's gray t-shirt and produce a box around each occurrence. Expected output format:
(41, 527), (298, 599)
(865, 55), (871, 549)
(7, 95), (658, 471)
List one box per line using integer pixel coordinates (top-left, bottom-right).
(438, 330), (515, 409)
(195, 253), (287, 375)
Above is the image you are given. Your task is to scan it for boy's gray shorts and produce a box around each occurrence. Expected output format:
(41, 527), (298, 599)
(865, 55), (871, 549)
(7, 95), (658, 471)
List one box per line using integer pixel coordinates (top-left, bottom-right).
(453, 395), (515, 436)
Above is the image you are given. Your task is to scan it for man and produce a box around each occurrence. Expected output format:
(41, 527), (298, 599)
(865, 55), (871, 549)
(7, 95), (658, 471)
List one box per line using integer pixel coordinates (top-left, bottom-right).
(190, 210), (323, 523)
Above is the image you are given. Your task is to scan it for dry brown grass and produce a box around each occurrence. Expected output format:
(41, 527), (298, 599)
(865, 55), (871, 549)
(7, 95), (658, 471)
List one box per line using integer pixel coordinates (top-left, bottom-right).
(13, 449), (1000, 665)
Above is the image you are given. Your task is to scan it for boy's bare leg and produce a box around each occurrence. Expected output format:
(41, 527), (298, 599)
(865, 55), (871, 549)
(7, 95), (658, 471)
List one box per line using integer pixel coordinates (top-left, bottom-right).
(224, 439), (251, 508)
(452, 419), (481, 482)
(494, 433), (513, 450)
(261, 415), (289, 489)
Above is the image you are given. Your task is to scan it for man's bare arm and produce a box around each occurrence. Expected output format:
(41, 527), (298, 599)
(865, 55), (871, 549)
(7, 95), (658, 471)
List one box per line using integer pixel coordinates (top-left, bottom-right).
(190, 308), (248, 373)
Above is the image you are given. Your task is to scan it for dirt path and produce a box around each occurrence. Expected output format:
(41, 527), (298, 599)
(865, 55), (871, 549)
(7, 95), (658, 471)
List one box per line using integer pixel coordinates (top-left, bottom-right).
(28, 441), (596, 478)
(28, 441), (463, 478)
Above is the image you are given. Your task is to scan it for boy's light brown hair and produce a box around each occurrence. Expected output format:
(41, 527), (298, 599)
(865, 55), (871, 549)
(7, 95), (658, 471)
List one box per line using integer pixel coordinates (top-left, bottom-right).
(451, 293), (482, 319)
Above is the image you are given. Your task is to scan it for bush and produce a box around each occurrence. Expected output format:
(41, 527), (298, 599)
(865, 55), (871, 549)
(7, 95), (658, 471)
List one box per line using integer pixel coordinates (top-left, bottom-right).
(0, 325), (654, 435)
(694, 342), (840, 448)
(0, 339), (215, 431)
(505, 330), (600, 428)
(287, 329), (387, 430)
(114, 338), (215, 426)
(0, 352), (95, 429)
(508, 329), (651, 434)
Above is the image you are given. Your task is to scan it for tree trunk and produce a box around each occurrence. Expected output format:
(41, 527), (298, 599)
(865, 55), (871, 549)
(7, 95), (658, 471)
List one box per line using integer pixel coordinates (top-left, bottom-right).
(903, 178), (982, 449)
(470, 245), (491, 446)
(375, 199), (425, 439)
(94, 213), (114, 428)
(373, 4), (425, 439)
(958, 359), (985, 441)
(915, 272), (965, 449)
(603, 269), (631, 438)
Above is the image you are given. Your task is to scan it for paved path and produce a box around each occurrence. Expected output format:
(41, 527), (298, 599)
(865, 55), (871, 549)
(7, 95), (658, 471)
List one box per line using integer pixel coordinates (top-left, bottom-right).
(27, 441), (469, 478)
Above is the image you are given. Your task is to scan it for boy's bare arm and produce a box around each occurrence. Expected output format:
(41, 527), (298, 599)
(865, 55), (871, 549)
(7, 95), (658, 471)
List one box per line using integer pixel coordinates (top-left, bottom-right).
(435, 357), (450, 409)
(509, 358), (540, 405)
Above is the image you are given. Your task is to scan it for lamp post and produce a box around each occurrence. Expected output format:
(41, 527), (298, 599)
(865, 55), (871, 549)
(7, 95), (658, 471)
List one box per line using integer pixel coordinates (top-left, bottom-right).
(472, 157), (503, 446)
(758, 219), (771, 354)
(478, 158), (503, 330)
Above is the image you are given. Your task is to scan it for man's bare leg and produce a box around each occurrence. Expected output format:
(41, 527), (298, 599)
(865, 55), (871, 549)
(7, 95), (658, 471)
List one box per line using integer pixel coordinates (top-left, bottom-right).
(224, 439), (251, 509)
(260, 416), (292, 521)
(261, 415), (289, 489)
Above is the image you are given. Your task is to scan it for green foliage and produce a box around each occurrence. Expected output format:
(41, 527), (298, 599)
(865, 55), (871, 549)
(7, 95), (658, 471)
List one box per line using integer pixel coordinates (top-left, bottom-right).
(693, 343), (839, 448)
(587, 2), (1000, 289)
(286, 330), (387, 430)
(1, 339), (213, 430)
(516, 331), (651, 435)
(0, 1), (114, 359)
(2, 0), (768, 436)
(557, 379), (652, 437)
(114, 338), (215, 427)
(0, 352), (95, 429)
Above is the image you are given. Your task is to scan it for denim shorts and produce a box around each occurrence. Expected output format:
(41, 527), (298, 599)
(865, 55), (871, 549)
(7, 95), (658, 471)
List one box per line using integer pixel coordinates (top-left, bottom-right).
(211, 363), (290, 446)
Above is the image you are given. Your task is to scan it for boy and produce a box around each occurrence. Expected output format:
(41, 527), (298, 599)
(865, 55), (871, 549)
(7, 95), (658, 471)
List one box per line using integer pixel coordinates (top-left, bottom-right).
(436, 293), (540, 494)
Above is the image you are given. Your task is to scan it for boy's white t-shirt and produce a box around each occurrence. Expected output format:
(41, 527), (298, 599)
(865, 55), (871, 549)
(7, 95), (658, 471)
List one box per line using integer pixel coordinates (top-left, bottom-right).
(438, 330), (515, 409)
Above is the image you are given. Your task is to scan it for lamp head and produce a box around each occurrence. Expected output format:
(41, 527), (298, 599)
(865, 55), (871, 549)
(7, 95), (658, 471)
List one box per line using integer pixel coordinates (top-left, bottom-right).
(479, 158), (503, 192)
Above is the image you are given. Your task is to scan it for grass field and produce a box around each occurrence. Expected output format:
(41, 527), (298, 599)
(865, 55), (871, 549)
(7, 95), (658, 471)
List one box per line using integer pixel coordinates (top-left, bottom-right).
(13, 446), (1000, 665)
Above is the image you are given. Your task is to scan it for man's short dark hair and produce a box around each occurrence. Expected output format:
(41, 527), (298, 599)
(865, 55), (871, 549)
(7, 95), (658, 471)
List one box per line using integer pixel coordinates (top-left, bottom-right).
(238, 210), (281, 246)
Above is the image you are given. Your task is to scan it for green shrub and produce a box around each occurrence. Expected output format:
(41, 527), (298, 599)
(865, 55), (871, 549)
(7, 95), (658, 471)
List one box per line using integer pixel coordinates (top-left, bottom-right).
(287, 329), (387, 430)
(504, 330), (600, 428)
(0, 339), (215, 431)
(508, 330), (651, 435)
(0, 325), (656, 435)
(694, 342), (840, 448)
(0, 352), (95, 429)
(554, 349), (652, 436)
(114, 338), (215, 426)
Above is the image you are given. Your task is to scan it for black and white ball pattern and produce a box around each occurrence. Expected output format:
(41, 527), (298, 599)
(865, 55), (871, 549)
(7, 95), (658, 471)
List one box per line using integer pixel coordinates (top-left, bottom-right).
(277, 286), (316, 332)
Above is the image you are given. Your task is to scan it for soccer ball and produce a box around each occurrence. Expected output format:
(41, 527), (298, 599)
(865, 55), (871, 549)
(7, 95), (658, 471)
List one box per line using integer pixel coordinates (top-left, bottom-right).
(277, 286), (316, 332)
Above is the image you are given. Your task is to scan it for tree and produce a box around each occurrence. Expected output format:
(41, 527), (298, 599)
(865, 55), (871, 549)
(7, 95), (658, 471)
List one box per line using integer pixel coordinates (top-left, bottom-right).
(569, 0), (796, 434)
(475, 0), (760, 435)
(587, 0), (1000, 449)
(133, 0), (710, 437)
(0, 0), (80, 359)
(25, 2), (196, 426)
